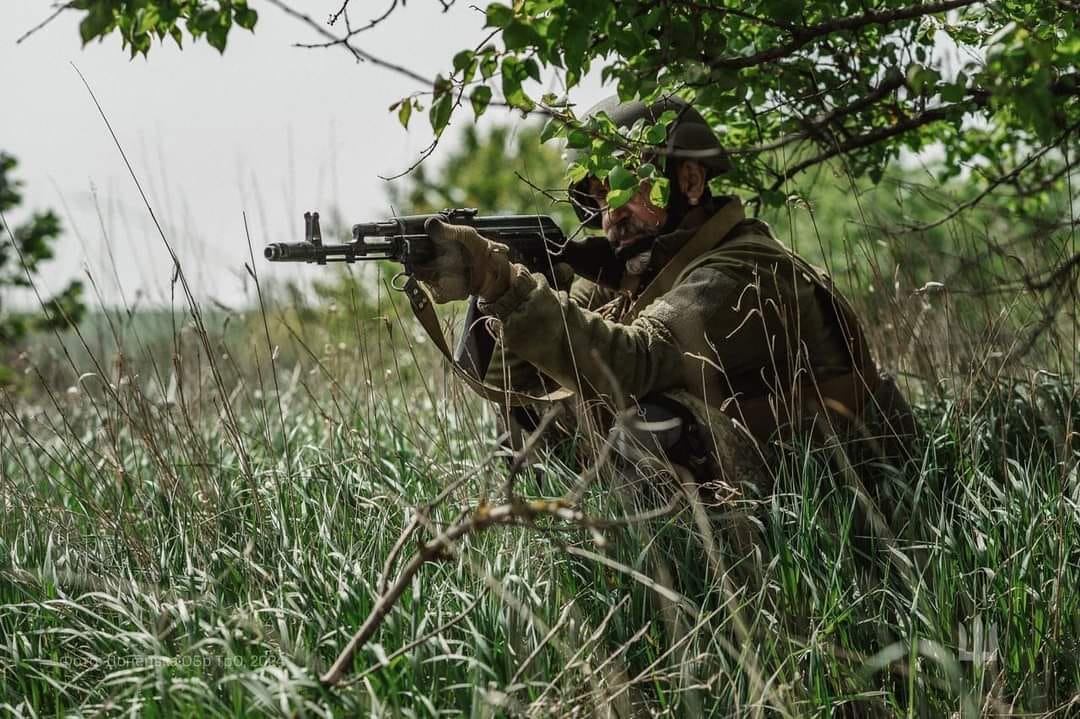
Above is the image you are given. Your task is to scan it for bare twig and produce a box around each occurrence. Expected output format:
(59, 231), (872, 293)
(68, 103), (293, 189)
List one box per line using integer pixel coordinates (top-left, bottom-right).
(669, 0), (797, 32)
(327, 0), (398, 34)
(264, 0), (432, 87)
(320, 496), (679, 686)
(766, 97), (987, 192)
(341, 589), (488, 685)
(16, 2), (74, 44)
(377, 513), (420, 596)
(327, 0), (353, 26)
(1027, 251), (1080, 293)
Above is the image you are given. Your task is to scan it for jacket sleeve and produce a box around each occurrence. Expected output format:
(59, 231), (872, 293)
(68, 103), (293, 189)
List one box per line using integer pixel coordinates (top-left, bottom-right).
(480, 264), (742, 404)
(482, 276), (620, 394)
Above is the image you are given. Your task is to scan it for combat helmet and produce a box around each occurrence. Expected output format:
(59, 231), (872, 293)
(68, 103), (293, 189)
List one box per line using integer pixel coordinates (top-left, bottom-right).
(567, 95), (731, 228)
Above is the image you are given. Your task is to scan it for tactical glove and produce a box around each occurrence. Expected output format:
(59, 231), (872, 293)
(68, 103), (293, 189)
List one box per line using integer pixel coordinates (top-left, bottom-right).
(413, 218), (513, 303)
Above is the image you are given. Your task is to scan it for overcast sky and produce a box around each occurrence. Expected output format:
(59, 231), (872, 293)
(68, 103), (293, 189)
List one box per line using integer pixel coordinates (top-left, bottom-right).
(1, 1), (605, 309)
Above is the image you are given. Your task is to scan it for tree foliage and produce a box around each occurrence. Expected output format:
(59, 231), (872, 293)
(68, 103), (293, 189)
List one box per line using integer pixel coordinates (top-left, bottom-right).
(0, 153), (86, 376)
(437, 0), (1079, 210)
(68, 0), (1078, 216)
(72, 0), (257, 56)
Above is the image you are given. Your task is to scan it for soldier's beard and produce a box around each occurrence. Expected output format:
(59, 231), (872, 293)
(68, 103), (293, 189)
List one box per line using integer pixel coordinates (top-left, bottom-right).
(607, 217), (660, 259)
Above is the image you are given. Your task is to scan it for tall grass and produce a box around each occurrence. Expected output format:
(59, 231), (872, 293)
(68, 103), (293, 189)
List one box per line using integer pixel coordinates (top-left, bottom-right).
(2, 107), (1078, 715)
(1, 253), (1077, 716)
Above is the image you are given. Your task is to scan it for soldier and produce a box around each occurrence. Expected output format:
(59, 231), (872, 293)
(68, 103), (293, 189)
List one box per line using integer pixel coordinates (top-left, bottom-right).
(412, 96), (917, 502)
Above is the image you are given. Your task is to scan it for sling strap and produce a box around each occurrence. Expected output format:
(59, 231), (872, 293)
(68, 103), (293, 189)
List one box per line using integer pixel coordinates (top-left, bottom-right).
(402, 276), (574, 407)
(623, 198), (746, 322)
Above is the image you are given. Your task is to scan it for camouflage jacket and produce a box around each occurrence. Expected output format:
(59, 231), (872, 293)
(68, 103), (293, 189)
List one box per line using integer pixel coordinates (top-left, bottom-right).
(479, 197), (862, 442)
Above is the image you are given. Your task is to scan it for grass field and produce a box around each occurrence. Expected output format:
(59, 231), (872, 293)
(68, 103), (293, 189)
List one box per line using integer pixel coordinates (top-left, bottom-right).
(1, 263), (1077, 718)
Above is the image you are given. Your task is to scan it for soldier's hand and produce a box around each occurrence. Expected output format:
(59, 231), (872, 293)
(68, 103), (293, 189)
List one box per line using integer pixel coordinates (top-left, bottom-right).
(413, 218), (513, 303)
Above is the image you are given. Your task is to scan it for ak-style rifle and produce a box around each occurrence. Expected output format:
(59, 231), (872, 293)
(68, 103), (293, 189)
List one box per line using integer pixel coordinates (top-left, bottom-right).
(265, 208), (619, 390)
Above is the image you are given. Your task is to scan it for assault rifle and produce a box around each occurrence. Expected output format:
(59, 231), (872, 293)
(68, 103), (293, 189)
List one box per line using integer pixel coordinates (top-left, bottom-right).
(265, 209), (620, 390)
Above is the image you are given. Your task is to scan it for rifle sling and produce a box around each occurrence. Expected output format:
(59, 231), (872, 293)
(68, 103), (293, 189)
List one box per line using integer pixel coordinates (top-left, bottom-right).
(623, 198), (747, 322)
(402, 276), (574, 407)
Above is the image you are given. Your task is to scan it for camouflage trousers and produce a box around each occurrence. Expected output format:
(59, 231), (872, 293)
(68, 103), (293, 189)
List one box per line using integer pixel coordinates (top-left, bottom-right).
(607, 391), (771, 506)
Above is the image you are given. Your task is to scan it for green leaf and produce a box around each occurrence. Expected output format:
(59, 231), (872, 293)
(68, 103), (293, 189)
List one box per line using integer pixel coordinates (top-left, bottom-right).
(649, 177), (670, 207)
(452, 50), (475, 74)
(522, 58), (541, 83)
(485, 3), (514, 28)
(138, 7), (159, 35)
(906, 64), (940, 94)
(500, 57), (534, 111)
(398, 99), (413, 128)
(566, 162), (589, 184)
(643, 123), (667, 145)
(656, 110), (679, 126)
(206, 19), (228, 53)
(606, 187), (635, 209)
(503, 20), (542, 51)
(607, 164), (637, 192)
(234, 7), (258, 30)
(79, 4), (114, 44)
(470, 85), (492, 118)
(563, 19), (590, 65)
(158, 2), (180, 24)
(941, 81), (966, 103)
(192, 8), (218, 32)
(429, 93), (453, 136)
(539, 117), (565, 144)
(480, 50), (499, 80)
(565, 128), (590, 149)
(433, 73), (452, 98)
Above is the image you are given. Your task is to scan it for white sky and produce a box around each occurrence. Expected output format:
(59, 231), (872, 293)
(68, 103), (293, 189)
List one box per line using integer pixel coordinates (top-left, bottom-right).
(1, 1), (606, 309)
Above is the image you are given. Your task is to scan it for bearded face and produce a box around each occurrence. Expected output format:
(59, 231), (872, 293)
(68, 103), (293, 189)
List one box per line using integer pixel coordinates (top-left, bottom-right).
(605, 213), (660, 249)
(605, 214), (663, 259)
(586, 177), (669, 257)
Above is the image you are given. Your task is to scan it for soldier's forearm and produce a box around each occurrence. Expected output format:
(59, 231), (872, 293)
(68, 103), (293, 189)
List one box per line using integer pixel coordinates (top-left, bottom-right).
(480, 267), (684, 404)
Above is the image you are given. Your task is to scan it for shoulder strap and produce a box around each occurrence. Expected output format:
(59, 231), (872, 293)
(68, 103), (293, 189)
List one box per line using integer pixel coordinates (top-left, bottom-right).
(623, 198), (746, 322)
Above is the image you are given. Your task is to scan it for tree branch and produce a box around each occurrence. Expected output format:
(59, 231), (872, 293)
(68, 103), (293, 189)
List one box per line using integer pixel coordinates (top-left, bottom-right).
(1026, 251), (1080, 292)
(730, 72), (908, 155)
(318, 494), (684, 687)
(264, 0), (433, 87)
(899, 121), (1080, 232)
(708, 0), (981, 70)
(16, 2), (75, 44)
(766, 95), (991, 191)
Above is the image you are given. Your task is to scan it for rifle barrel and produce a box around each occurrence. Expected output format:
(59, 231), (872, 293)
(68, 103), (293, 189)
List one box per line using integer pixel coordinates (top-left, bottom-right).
(263, 240), (401, 264)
